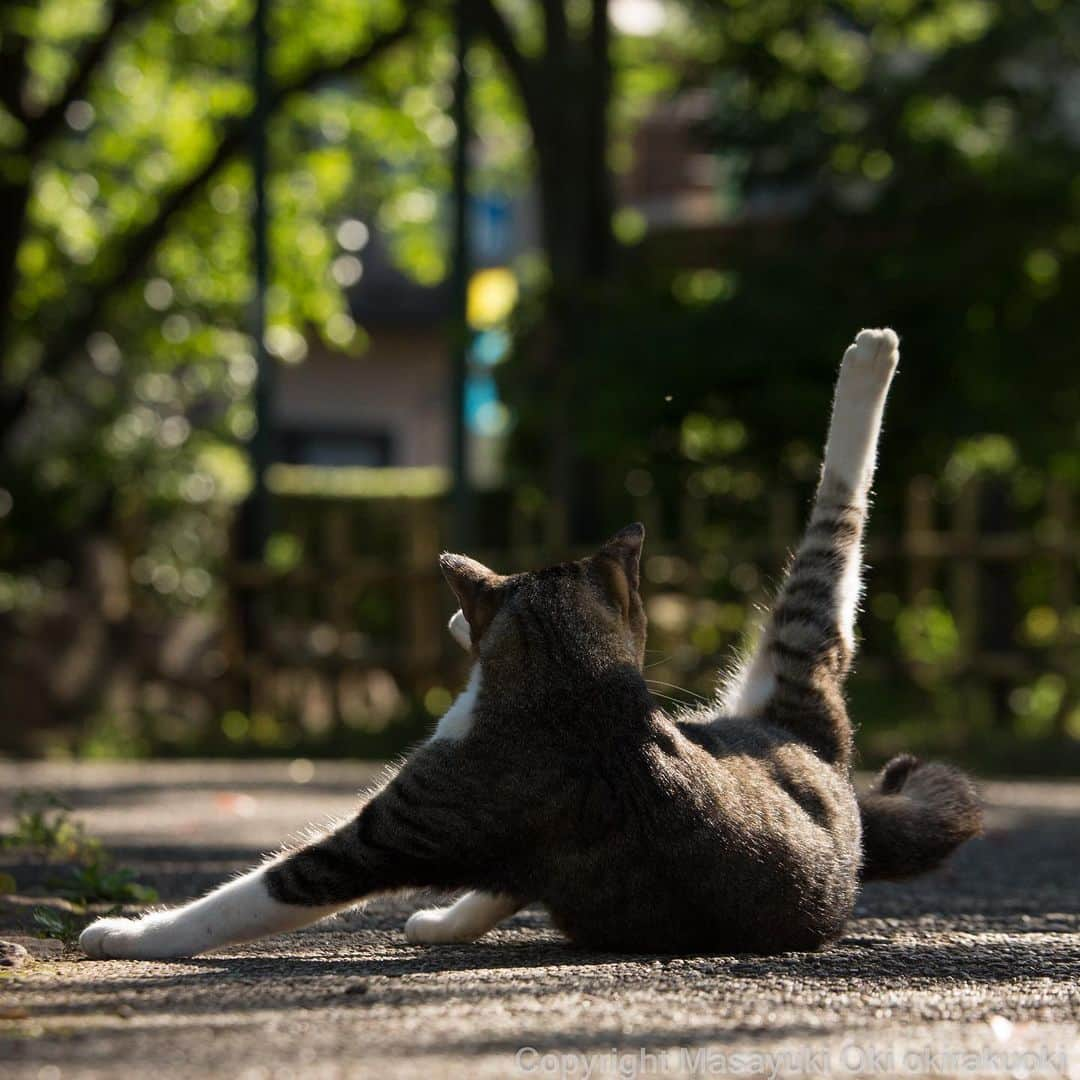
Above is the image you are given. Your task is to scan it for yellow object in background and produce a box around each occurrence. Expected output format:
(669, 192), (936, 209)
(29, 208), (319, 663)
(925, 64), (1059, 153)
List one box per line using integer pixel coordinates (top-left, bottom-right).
(467, 267), (518, 328)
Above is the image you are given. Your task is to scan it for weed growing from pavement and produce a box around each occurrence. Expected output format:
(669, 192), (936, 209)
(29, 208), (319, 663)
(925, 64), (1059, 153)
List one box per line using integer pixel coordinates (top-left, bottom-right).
(1, 793), (100, 863)
(3, 792), (158, 943)
(48, 861), (158, 906)
(31, 907), (85, 945)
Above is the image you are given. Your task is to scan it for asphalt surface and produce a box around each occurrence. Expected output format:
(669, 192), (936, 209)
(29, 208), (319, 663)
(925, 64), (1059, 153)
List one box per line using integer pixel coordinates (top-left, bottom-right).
(0, 761), (1077, 1080)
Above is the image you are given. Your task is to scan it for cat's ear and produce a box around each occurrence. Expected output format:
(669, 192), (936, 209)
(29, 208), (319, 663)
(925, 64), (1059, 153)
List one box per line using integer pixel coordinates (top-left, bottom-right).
(439, 553), (504, 640)
(597, 522), (645, 592)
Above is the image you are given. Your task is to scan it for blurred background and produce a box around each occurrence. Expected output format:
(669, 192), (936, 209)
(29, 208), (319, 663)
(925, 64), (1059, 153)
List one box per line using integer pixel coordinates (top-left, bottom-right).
(0, 0), (1077, 772)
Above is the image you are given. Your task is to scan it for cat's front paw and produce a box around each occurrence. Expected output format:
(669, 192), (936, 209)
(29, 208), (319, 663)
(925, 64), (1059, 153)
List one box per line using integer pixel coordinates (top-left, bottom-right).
(80, 913), (191, 960)
(80, 916), (148, 959)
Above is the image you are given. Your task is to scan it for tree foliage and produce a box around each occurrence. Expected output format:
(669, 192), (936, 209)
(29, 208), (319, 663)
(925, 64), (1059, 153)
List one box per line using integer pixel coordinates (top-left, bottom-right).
(0, 0), (458, 581)
(0, 0), (1077, 760)
(502, 0), (1080, 502)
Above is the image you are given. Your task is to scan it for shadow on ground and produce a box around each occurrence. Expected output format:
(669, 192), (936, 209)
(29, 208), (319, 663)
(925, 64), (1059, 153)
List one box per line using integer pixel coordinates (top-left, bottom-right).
(1, 764), (1078, 1079)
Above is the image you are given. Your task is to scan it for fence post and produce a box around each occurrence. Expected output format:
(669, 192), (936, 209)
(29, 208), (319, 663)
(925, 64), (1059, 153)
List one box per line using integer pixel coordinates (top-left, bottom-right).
(679, 477), (706, 594)
(905, 475), (936, 602)
(405, 499), (443, 679)
(323, 504), (352, 633)
(978, 476), (1017, 727)
(1048, 479), (1075, 736)
(321, 503), (352, 731)
(950, 477), (980, 669)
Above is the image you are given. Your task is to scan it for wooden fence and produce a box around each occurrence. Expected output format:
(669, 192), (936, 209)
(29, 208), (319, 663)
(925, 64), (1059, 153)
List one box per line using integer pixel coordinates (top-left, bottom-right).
(225, 474), (1078, 742)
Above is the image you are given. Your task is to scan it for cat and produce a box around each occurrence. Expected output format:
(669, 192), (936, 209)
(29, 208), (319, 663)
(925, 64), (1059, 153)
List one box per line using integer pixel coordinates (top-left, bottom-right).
(80, 327), (981, 960)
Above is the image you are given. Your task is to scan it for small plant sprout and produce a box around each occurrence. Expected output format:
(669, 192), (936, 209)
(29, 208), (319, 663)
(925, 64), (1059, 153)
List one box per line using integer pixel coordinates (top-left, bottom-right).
(4, 791), (159, 944)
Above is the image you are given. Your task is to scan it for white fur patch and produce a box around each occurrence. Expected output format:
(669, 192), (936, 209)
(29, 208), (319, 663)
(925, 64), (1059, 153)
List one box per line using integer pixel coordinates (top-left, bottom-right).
(836, 541), (863, 651)
(448, 609), (472, 650)
(405, 890), (521, 944)
(725, 651), (777, 717)
(432, 665), (480, 742)
(79, 867), (345, 959)
(718, 618), (776, 717)
(823, 328), (899, 495)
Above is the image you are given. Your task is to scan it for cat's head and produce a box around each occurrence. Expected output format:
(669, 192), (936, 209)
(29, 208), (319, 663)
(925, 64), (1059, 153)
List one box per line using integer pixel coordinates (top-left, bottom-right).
(439, 524), (647, 675)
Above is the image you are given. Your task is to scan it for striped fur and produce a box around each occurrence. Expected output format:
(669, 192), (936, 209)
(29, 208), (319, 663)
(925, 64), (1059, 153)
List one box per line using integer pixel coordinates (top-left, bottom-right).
(759, 478), (865, 764)
(81, 328), (981, 960)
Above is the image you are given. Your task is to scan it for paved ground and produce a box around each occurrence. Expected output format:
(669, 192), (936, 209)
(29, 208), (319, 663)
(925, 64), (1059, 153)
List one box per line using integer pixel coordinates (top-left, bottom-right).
(0, 761), (1077, 1080)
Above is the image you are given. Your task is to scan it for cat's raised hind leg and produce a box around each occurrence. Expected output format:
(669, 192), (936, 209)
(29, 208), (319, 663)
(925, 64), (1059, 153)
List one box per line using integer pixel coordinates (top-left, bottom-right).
(721, 329), (899, 761)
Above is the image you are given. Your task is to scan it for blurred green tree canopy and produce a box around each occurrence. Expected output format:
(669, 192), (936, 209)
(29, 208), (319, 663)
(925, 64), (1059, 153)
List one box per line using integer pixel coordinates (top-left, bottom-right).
(505, 0), (1080, 520)
(0, 0), (684, 572)
(0, 0), (452, 577)
(2, 0), (1078, 579)
(0, 0), (1074, 588)
(0, 0), (1076, 764)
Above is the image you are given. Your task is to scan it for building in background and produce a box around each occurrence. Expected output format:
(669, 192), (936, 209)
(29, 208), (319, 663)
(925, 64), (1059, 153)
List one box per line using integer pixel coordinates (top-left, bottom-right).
(274, 191), (525, 489)
(275, 227), (451, 471)
(274, 99), (719, 486)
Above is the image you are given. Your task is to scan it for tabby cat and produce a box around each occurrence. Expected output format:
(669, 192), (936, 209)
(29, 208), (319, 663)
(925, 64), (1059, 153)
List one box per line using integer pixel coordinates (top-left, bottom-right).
(81, 327), (981, 960)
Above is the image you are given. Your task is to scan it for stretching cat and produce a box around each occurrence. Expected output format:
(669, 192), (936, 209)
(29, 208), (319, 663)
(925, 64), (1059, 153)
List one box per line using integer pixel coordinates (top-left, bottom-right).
(81, 328), (980, 960)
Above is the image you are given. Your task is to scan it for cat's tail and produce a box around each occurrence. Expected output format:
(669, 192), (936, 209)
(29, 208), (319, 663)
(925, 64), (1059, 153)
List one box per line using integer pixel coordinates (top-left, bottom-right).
(858, 754), (982, 882)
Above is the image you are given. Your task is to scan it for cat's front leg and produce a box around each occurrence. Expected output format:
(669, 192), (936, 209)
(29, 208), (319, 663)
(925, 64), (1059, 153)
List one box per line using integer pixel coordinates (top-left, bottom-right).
(81, 745), (504, 959)
(405, 890), (524, 945)
(79, 865), (347, 960)
(82, 798), (399, 959)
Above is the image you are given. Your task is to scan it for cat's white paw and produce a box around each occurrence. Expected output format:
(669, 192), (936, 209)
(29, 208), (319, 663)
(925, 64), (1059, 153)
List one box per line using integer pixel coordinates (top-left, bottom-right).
(80, 913), (191, 959)
(843, 327), (899, 385)
(80, 916), (150, 959)
(824, 328), (900, 494)
(405, 891), (521, 944)
(405, 906), (482, 945)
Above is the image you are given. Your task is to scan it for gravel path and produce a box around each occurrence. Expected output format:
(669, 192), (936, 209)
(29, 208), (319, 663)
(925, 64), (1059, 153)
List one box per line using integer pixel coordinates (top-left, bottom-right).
(1, 761), (1077, 1079)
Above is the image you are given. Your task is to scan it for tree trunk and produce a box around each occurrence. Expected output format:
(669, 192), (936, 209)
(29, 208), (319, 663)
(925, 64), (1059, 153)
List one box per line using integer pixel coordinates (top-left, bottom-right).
(528, 0), (614, 548)
(0, 178), (31, 448)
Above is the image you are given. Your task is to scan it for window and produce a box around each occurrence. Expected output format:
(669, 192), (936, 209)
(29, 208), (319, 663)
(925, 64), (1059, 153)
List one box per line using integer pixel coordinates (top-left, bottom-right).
(279, 428), (392, 468)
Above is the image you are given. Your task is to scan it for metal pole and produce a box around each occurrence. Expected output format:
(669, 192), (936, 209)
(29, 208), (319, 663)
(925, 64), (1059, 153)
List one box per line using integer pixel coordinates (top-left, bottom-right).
(234, 0), (273, 710)
(246, 0), (273, 558)
(449, 0), (471, 549)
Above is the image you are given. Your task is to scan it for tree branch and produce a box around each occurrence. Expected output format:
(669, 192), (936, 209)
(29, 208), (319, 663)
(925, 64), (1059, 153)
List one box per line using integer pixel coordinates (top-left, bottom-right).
(467, 0), (539, 119)
(539, 0), (569, 57)
(23, 0), (142, 151)
(10, 15), (415, 430)
(0, 23), (29, 123)
(583, 0), (612, 279)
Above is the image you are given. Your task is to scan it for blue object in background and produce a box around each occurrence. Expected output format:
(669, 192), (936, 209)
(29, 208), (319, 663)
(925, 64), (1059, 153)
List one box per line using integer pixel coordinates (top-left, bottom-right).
(465, 373), (498, 431)
(472, 195), (512, 264)
(471, 328), (510, 367)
